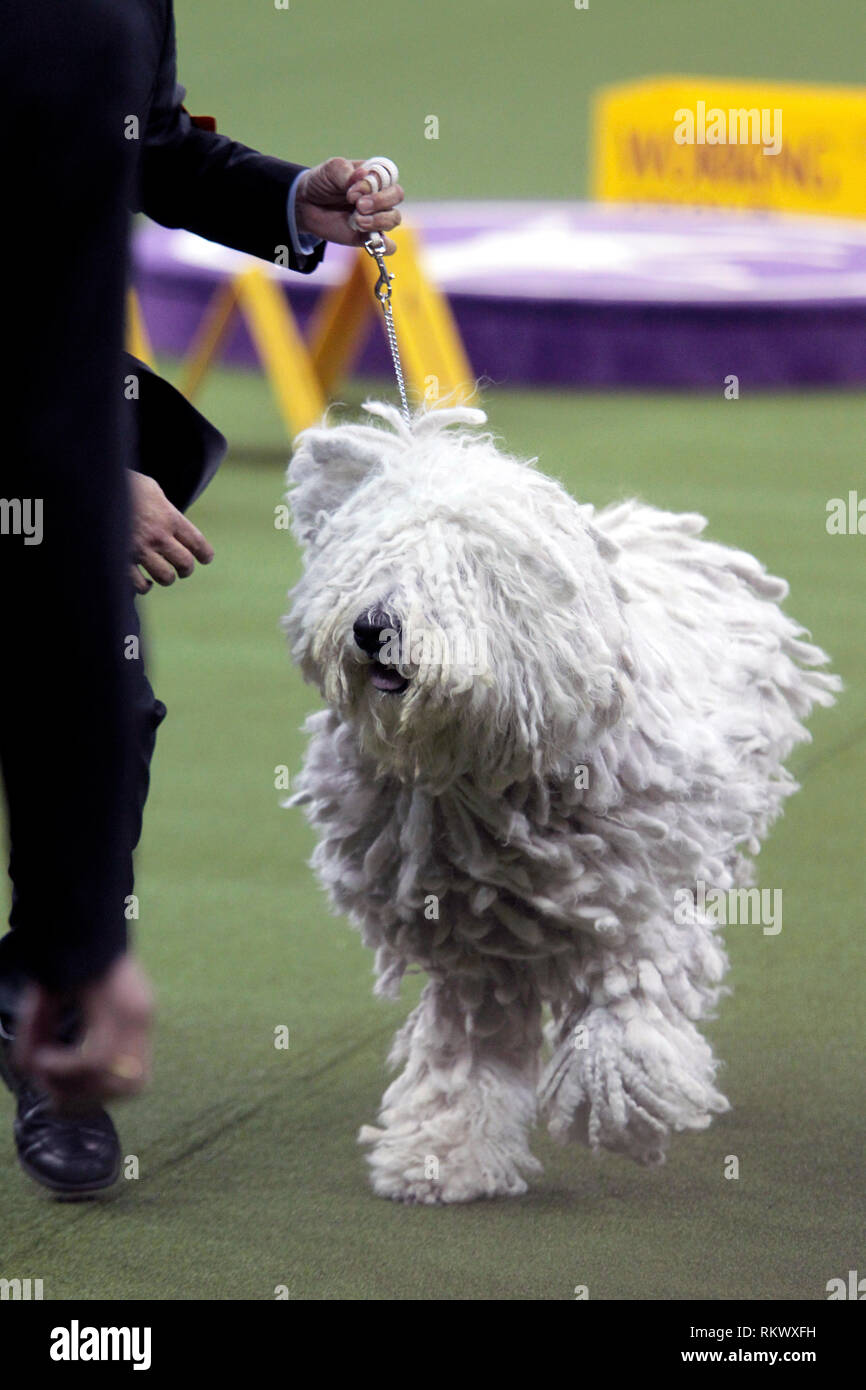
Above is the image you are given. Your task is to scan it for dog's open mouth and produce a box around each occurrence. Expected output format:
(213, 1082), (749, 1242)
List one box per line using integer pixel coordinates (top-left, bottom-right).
(369, 660), (410, 694)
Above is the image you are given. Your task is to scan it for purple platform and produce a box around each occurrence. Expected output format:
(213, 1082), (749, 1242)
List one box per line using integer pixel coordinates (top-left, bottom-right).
(133, 202), (866, 389)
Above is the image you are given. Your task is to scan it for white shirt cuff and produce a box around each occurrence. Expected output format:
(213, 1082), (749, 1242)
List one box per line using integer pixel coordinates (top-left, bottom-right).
(287, 172), (324, 261)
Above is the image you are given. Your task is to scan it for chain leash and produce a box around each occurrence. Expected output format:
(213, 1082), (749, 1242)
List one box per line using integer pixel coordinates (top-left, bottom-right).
(363, 233), (411, 426)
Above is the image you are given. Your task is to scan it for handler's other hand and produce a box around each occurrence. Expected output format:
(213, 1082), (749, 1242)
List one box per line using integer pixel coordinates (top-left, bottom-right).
(129, 471), (214, 593)
(295, 157), (404, 254)
(14, 954), (154, 1111)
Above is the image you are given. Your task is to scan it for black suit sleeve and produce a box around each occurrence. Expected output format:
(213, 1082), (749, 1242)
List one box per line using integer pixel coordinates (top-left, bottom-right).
(137, 1), (325, 273)
(124, 354), (227, 513)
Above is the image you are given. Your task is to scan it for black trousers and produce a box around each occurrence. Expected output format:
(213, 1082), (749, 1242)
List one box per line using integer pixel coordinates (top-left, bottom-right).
(0, 600), (165, 1017)
(0, 0), (156, 994)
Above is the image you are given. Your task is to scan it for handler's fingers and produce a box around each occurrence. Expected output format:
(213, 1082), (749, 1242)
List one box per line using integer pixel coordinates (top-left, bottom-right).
(350, 206), (402, 233)
(12, 1002), (117, 1108)
(346, 156), (398, 187)
(346, 224), (398, 254)
(25, 994), (152, 1108)
(138, 549), (177, 587)
(13, 988), (64, 1075)
(159, 536), (198, 579)
(25, 1044), (146, 1107)
(345, 158), (376, 186)
(79, 1015), (151, 1101)
(323, 156), (362, 193)
(173, 514), (214, 564)
(131, 564), (152, 594)
(348, 182), (404, 214)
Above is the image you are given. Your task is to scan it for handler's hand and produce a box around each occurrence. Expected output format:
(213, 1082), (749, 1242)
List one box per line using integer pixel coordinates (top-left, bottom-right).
(294, 157), (404, 254)
(14, 954), (154, 1111)
(129, 471), (213, 593)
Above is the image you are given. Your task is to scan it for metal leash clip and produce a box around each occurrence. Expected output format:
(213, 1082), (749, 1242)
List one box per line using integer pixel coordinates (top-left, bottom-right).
(364, 232), (410, 425)
(364, 233), (394, 302)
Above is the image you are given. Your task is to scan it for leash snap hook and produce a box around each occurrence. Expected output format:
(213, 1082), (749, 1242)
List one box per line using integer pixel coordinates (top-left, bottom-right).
(364, 234), (394, 303)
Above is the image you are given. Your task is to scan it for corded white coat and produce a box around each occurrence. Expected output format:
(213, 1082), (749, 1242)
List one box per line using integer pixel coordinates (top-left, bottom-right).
(284, 402), (839, 1203)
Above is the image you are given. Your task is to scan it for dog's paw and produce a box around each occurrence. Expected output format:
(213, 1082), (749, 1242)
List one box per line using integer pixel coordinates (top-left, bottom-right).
(540, 1004), (729, 1165)
(358, 1123), (537, 1204)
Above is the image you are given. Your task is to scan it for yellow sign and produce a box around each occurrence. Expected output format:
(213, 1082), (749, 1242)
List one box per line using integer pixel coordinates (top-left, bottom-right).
(592, 76), (866, 217)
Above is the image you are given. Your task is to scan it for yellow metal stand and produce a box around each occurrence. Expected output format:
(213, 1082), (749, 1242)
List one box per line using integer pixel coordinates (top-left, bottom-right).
(129, 224), (474, 438)
(126, 289), (154, 366)
(178, 268), (325, 432)
(180, 278), (240, 401)
(309, 224), (475, 408)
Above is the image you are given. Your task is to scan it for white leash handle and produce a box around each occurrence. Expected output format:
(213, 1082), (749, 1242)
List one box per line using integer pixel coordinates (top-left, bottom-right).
(347, 156), (399, 232)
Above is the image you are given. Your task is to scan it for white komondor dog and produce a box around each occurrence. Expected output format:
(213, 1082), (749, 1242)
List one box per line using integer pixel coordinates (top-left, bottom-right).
(284, 401), (838, 1204)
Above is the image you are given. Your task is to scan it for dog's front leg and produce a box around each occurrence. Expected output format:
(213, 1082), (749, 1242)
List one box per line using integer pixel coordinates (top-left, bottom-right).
(359, 976), (542, 1204)
(539, 929), (730, 1164)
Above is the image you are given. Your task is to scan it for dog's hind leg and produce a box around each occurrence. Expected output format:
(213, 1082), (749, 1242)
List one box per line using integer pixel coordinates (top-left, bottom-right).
(359, 975), (543, 1204)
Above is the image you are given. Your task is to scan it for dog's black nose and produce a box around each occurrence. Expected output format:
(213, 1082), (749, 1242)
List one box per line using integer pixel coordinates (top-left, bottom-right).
(353, 609), (399, 657)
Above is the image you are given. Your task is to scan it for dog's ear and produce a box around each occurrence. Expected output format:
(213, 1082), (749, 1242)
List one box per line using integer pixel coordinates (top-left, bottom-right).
(287, 419), (400, 545)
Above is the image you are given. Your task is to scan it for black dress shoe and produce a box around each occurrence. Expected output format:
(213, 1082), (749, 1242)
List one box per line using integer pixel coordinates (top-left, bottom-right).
(0, 1013), (121, 1196)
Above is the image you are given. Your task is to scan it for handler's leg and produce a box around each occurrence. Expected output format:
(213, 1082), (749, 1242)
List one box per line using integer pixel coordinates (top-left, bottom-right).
(0, 601), (166, 1194)
(0, 0), (149, 1186)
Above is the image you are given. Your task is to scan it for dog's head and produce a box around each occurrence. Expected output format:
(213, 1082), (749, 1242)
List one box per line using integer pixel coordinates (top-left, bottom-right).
(284, 402), (632, 791)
